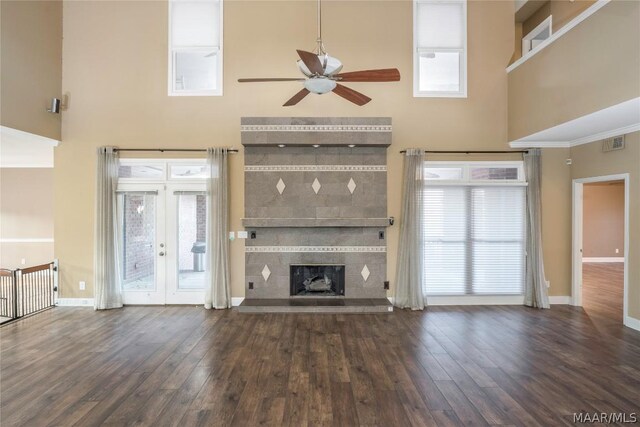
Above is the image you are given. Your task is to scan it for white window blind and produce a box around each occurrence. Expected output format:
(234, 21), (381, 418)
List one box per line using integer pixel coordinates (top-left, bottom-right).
(423, 163), (526, 296)
(169, 0), (222, 96)
(414, 0), (467, 97)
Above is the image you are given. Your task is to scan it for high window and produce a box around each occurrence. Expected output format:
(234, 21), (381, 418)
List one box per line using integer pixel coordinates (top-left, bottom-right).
(414, 0), (467, 97)
(423, 162), (526, 295)
(168, 0), (223, 96)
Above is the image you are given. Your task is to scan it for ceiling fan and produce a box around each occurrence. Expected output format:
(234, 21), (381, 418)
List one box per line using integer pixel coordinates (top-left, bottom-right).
(237, 0), (400, 106)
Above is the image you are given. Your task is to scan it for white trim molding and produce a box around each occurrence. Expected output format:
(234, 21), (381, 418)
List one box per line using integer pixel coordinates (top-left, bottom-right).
(0, 238), (54, 243)
(582, 257), (624, 263)
(572, 174), (630, 323)
(548, 296), (572, 305)
(231, 297), (244, 307)
(426, 295), (525, 306)
(56, 298), (95, 307)
(624, 316), (640, 332)
(507, 0), (611, 73)
(386, 295), (571, 306)
(509, 98), (640, 149)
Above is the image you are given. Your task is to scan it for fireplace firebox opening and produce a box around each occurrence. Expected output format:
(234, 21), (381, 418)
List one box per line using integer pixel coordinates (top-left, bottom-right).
(290, 265), (345, 296)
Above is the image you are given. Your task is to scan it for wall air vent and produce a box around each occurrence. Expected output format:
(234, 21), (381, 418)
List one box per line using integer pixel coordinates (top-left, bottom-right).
(602, 135), (625, 152)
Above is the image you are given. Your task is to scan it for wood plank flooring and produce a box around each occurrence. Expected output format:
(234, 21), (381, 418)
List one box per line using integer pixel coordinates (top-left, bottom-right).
(1, 304), (639, 426)
(583, 262), (624, 325)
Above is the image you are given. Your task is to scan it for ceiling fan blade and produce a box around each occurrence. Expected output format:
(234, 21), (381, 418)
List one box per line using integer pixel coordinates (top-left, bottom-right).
(334, 68), (401, 82)
(238, 78), (305, 82)
(283, 88), (311, 107)
(332, 84), (371, 106)
(296, 50), (324, 75)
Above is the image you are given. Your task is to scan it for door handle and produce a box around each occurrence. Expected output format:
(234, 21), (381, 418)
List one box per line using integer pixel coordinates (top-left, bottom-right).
(159, 251), (165, 256)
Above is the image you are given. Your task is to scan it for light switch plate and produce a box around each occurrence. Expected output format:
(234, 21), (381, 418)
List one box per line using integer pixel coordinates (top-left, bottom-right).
(79, 281), (86, 290)
(237, 231), (248, 239)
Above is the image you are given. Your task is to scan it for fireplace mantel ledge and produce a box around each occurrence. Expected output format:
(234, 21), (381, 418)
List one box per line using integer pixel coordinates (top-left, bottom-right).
(242, 218), (390, 228)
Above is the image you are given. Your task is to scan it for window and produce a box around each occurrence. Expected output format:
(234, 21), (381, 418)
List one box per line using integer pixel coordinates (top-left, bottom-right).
(119, 159), (208, 181)
(414, 0), (467, 97)
(423, 162), (526, 295)
(522, 16), (552, 57)
(168, 0), (223, 96)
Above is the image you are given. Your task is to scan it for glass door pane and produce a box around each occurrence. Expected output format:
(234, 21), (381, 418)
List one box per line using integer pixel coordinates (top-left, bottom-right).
(177, 193), (207, 290)
(121, 193), (157, 291)
(117, 186), (166, 305)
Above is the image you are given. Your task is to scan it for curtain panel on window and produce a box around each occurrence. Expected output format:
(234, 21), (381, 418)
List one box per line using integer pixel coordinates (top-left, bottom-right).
(94, 146), (123, 310)
(523, 149), (550, 308)
(205, 148), (231, 309)
(394, 149), (426, 310)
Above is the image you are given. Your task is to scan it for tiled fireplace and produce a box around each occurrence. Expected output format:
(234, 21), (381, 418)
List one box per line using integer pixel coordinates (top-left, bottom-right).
(241, 117), (391, 303)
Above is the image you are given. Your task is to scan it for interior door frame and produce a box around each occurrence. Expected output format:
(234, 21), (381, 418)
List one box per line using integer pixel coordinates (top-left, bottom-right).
(117, 182), (167, 305)
(572, 173), (629, 325)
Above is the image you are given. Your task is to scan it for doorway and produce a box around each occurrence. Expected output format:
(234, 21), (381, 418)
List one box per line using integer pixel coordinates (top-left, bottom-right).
(116, 159), (208, 305)
(572, 174), (629, 326)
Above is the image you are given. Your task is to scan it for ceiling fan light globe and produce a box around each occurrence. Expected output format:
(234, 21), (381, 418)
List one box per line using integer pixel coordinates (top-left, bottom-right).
(304, 78), (337, 95)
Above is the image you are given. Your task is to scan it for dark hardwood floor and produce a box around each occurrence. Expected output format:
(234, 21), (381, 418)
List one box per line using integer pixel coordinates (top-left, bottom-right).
(583, 262), (624, 328)
(1, 304), (639, 426)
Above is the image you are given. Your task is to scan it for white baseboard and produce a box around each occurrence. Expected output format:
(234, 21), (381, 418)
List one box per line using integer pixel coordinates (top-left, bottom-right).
(624, 316), (640, 332)
(388, 295), (572, 306)
(549, 296), (572, 305)
(231, 297), (244, 307)
(56, 298), (94, 307)
(582, 257), (624, 263)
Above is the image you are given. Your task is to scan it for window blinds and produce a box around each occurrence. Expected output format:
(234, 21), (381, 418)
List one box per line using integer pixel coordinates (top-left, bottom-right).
(423, 186), (526, 295)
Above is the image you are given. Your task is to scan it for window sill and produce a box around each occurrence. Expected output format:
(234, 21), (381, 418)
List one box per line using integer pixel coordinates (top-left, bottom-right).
(425, 295), (524, 305)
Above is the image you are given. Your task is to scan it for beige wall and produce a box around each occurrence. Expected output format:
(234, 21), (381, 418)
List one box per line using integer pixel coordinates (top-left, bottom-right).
(0, 0), (62, 140)
(508, 0), (640, 140)
(583, 182), (624, 258)
(570, 132), (640, 319)
(0, 168), (54, 269)
(55, 0), (573, 303)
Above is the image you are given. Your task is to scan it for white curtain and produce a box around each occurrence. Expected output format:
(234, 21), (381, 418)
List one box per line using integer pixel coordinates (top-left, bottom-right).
(94, 147), (123, 310)
(523, 149), (550, 308)
(205, 148), (231, 309)
(394, 149), (426, 310)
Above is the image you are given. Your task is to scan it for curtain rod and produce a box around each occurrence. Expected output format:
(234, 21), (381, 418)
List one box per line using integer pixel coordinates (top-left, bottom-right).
(114, 148), (239, 153)
(399, 150), (528, 154)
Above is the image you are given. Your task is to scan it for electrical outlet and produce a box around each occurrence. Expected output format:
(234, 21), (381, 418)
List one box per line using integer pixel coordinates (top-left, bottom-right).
(384, 281), (389, 290)
(250, 231), (256, 239)
(248, 282), (254, 290)
(615, 248), (619, 254)
(21, 258), (26, 265)
(229, 231), (235, 241)
(79, 281), (86, 290)
(379, 231), (385, 240)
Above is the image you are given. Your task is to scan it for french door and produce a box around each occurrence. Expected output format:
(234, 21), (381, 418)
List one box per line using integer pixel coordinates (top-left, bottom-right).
(117, 183), (207, 305)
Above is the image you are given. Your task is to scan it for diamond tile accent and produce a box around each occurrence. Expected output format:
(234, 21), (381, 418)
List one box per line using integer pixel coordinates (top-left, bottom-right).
(276, 178), (286, 195)
(347, 178), (357, 194)
(312, 178), (321, 194)
(261, 265), (271, 281)
(361, 265), (370, 281)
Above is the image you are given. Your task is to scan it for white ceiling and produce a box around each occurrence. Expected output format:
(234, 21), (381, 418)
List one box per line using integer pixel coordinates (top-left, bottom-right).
(510, 97), (640, 148)
(0, 126), (58, 168)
